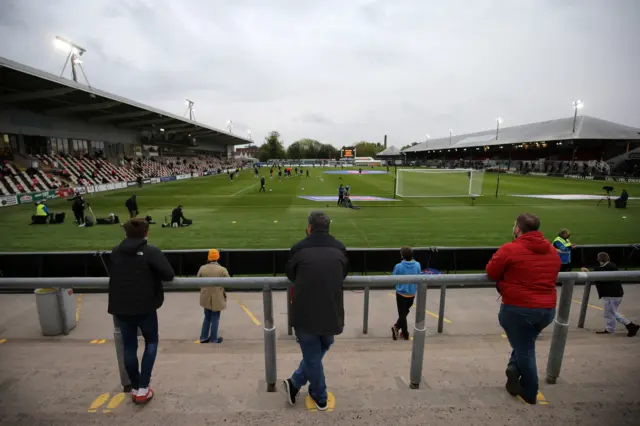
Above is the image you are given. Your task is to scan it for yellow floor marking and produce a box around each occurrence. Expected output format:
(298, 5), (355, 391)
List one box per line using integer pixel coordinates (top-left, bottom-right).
(88, 393), (111, 412)
(102, 392), (126, 413)
(572, 299), (625, 316)
(75, 295), (83, 323)
(537, 391), (549, 405)
(501, 333), (507, 339)
(571, 299), (603, 311)
(387, 293), (452, 324)
(90, 339), (98, 344)
(98, 339), (106, 344)
(194, 340), (201, 344)
(305, 392), (335, 412)
(234, 298), (262, 326)
(90, 339), (106, 344)
(0, 338), (6, 344)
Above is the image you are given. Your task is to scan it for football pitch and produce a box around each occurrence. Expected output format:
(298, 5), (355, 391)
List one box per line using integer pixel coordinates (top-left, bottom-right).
(0, 168), (638, 251)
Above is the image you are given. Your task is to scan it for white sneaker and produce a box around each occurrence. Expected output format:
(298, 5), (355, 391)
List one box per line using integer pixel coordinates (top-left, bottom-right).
(79, 224), (85, 227)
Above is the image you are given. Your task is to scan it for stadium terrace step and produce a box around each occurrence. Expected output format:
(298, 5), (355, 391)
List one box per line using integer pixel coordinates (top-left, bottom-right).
(0, 335), (637, 425)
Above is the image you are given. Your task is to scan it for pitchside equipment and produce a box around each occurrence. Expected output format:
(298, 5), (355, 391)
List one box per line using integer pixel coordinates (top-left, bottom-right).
(395, 169), (484, 198)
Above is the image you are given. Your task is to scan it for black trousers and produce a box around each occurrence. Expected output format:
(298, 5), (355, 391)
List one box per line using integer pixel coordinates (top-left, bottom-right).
(395, 293), (415, 337)
(259, 185), (266, 192)
(337, 195), (344, 206)
(74, 210), (84, 224)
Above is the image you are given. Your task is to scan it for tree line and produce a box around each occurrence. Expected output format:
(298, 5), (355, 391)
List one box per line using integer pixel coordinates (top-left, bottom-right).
(256, 131), (386, 162)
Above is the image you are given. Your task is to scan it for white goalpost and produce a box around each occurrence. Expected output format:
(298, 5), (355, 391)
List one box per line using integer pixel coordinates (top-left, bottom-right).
(395, 168), (485, 198)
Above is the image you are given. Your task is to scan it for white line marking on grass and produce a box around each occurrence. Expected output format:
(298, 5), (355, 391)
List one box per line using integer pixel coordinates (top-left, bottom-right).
(231, 183), (258, 196)
(350, 220), (372, 248)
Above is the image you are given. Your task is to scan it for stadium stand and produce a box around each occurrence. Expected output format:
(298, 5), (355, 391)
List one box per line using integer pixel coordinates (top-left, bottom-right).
(0, 154), (245, 195)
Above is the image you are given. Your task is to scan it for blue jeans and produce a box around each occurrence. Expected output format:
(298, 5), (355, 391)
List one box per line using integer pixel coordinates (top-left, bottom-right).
(498, 304), (555, 402)
(115, 311), (159, 390)
(290, 331), (334, 404)
(200, 309), (221, 342)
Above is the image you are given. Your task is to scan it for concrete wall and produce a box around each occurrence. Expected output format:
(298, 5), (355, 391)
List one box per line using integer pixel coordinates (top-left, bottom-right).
(0, 106), (139, 145)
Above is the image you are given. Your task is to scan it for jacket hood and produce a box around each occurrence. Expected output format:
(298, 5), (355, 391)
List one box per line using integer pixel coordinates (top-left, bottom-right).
(116, 238), (148, 255)
(516, 231), (553, 254)
(397, 260), (420, 272)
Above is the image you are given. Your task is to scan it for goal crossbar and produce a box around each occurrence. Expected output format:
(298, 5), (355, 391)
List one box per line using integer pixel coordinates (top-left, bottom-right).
(395, 168), (484, 198)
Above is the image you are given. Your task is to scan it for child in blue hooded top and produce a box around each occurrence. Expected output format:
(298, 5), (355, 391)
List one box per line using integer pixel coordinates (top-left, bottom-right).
(391, 247), (422, 340)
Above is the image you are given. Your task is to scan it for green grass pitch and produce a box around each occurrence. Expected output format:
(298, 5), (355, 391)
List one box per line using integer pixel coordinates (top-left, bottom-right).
(0, 168), (638, 251)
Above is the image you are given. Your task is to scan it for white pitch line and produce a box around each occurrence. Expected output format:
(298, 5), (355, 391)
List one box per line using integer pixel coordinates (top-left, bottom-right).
(231, 183), (258, 196)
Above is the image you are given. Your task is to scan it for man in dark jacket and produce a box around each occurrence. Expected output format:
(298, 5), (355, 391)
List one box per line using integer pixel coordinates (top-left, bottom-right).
(69, 193), (85, 227)
(283, 211), (349, 411)
(171, 205), (187, 227)
(108, 218), (175, 405)
(581, 253), (639, 337)
(486, 213), (560, 405)
(125, 194), (139, 218)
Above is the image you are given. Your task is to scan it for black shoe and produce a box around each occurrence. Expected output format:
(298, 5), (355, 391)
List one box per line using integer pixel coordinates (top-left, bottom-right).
(505, 365), (520, 396)
(626, 323), (639, 337)
(401, 331), (410, 340)
(596, 330), (612, 334)
(391, 325), (399, 341)
(311, 395), (328, 411)
(283, 379), (299, 406)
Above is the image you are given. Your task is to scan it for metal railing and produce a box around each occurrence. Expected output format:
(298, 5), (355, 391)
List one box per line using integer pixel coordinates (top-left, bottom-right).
(0, 271), (638, 392)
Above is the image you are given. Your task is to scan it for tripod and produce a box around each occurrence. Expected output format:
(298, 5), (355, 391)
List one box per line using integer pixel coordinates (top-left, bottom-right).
(597, 190), (613, 207)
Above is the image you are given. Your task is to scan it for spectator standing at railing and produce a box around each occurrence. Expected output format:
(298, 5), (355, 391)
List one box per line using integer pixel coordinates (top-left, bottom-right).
(108, 218), (175, 405)
(581, 253), (639, 337)
(391, 247), (421, 341)
(486, 213), (560, 405)
(197, 249), (228, 343)
(283, 211), (349, 411)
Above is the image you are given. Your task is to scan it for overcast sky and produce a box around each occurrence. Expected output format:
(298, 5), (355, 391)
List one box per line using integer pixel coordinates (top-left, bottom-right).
(1, 0), (639, 147)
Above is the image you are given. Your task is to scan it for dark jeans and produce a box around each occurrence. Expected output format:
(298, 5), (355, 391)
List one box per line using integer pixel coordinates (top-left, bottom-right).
(200, 309), (220, 342)
(74, 210), (84, 224)
(259, 185), (265, 192)
(290, 331), (334, 404)
(395, 293), (415, 337)
(337, 195), (344, 205)
(115, 311), (159, 390)
(498, 304), (555, 402)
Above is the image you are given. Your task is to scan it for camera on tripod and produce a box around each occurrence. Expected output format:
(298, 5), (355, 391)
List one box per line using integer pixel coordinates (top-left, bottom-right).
(598, 186), (615, 207)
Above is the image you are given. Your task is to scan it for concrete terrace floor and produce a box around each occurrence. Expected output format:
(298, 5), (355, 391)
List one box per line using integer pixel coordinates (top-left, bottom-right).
(0, 286), (639, 425)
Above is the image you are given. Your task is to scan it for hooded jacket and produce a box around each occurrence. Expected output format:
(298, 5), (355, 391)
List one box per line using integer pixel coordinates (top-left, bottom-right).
(486, 231), (561, 309)
(108, 238), (175, 316)
(393, 260), (422, 296)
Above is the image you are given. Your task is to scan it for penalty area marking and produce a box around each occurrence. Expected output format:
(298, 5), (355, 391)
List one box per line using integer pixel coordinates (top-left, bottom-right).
(231, 183), (258, 196)
(509, 194), (639, 201)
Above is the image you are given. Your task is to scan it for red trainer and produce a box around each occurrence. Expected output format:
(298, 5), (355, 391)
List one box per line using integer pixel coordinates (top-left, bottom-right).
(130, 390), (138, 402)
(135, 388), (154, 405)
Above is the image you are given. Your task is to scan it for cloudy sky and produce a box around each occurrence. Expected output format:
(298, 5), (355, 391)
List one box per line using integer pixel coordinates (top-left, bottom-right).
(1, 0), (639, 147)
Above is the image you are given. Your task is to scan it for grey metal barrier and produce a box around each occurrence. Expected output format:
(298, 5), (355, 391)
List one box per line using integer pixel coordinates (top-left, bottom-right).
(1, 271), (638, 392)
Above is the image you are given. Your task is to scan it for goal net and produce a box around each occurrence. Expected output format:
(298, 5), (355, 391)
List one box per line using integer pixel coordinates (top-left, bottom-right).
(395, 169), (484, 198)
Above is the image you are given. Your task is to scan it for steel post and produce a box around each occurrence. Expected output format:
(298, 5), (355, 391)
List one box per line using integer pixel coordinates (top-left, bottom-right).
(437, 282), (447, 334)
(287, 286), (293, 336)
(546, 279), (575, 384)
(55, 288), (69, 335)
(363, 285), (370, 334)
(577, 281), (592, 329)
(409, 282), (427, 389)
(112, 316), (132, 392)
(262, 286), (277, 392)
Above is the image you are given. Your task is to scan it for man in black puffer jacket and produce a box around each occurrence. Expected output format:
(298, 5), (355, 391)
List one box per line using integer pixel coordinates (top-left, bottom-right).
(108, 218), (175, 405)
(282, 211), (349, 412)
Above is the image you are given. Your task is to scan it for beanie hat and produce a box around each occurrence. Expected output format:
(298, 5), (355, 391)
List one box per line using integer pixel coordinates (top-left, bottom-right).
(208, 249), (220, 262)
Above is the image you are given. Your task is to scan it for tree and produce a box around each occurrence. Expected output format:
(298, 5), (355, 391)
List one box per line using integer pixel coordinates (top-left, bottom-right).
(400, 142), (420, 150)
(258, 131), (286, 161)
(352, 141), (385, 158)
(286, 138), (339, 159)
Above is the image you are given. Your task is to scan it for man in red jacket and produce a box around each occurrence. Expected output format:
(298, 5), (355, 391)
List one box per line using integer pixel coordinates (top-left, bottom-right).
(486, 213), (561, 405)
